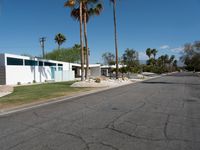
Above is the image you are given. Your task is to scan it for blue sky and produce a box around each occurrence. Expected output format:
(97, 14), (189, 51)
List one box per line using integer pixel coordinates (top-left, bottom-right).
(0, 0), (200, 63)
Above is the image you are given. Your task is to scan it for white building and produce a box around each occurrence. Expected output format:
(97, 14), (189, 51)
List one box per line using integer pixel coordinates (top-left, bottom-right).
(0, 53), (101, 85)
(101, 65), (125, 77)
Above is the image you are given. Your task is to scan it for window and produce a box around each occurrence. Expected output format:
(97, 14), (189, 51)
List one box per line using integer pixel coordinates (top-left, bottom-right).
(7, 57), (23, 65)
(58, 64), (63, 66)
(25, 60), (38, 66)
(39, 61), (44, 66)
(44, 62), (56, 66)
(58, 66), (63, 71)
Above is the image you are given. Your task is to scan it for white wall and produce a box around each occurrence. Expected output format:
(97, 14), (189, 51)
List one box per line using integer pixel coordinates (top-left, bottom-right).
(90, 67), (101, 77)
(6, 66), (52, 85)
(55, 70), (75, 82)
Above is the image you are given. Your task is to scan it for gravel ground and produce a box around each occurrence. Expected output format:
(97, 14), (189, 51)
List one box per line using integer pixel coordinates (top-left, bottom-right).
(71, 78), (134, 88)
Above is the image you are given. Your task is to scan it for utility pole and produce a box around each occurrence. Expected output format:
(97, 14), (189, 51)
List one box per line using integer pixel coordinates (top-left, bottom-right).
(39, 37), (46, 59)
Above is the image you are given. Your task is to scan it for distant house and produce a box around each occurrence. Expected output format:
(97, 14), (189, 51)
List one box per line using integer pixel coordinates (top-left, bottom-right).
(0, 53), (101, 85)
(101, 65), (125, 77)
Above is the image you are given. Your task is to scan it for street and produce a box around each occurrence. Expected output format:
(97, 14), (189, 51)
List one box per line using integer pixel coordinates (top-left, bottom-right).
(0, 72), (200, 150)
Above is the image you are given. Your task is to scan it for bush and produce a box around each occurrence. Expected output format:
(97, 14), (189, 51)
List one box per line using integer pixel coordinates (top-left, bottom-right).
(95, 78), (101, 83)
(142, 65), (168, 74)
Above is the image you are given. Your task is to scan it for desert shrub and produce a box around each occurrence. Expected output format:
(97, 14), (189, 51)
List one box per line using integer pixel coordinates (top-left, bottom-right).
(95, 78), (101, 83)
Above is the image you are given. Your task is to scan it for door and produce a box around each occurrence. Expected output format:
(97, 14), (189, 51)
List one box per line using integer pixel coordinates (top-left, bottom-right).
(51, 67), (56, 80)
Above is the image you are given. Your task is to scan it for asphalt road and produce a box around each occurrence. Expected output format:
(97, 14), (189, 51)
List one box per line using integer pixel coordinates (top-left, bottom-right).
(0, 72), (200, 150)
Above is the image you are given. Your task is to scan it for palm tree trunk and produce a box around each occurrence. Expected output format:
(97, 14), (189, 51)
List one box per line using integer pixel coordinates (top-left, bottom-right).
(113, 0), (119, 79)
(83, 10), (89, 80)
(79, 2), (84, 81)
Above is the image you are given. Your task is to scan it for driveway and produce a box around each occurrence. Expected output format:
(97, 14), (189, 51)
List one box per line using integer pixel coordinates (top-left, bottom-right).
(0, 72), (200, 150)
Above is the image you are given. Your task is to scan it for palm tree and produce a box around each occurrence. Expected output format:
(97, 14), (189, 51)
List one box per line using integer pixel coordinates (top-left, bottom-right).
(64, 0), (85, 81)
(54, 33), (66, 50)
(68, 0), (103, 80)
(151, 49), (158, 59)
(164, 54), (169, 68)
(110, 0), (119, 79)
(146, 48), (152, 59)
(169, 55), (175, 71)
(82, 1), (103, 79)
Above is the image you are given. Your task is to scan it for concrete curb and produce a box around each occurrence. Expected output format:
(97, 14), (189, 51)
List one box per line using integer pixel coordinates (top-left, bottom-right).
(0, 74), (166, 116)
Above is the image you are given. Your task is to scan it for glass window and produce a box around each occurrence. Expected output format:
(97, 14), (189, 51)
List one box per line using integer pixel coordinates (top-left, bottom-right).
(39, 61), (43, 66)
(58, 64), (63, 66)
(44, 62), (56, 66)
(58, 66), (63, 71)
(25, 60), (38, 66)
(7, 57), (23, 65)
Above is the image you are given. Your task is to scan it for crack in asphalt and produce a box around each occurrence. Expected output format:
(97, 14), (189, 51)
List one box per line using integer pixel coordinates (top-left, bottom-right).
(106, 102), (146, 129)
(98, 142), (119, 150)
(163, 114), (170, 140)
(63, 132), (90, 150)
(108, 127), (165, 142)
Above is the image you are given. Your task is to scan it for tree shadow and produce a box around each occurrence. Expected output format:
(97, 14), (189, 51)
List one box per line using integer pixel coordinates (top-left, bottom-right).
(142, 81), (200, 86)
(167, 72), (200, 77)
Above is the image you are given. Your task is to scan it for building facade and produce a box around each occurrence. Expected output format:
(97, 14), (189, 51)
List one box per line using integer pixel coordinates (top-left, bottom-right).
(0, 53), (101, 85)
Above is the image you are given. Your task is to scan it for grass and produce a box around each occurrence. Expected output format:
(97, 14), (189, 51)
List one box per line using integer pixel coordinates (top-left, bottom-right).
(0, 81), (92, 109)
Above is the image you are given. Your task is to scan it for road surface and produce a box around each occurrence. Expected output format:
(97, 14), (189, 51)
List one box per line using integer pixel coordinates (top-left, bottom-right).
(0, 72), (200, 150)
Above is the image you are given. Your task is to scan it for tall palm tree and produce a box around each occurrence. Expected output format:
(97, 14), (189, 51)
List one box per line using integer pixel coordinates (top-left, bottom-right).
(151, 49), (158, 59)
(54, 33), (66, 50)
(64, 0), (85, 81)
(146, 48), (152, 59)
(110, 0), (119, 79)
(68, 0), (103, 80)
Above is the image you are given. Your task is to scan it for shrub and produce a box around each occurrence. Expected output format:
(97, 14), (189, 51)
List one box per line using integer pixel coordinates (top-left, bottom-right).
(95, 78), (101, 83)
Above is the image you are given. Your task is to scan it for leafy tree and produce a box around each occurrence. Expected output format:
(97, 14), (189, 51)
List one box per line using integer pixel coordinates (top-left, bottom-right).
(102, 52), (115, 78)
(45, 44), (81, 63)
(122, 48), (138, 71)
(54, 33), (66, 49)
(181, 41), (200, 71)
(147, 58), (156, 66)
(102, 52), (115, 66)
(65, 0), (84, 81)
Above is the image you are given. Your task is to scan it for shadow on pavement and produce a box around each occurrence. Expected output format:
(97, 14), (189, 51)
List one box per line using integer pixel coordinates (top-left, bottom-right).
(142, 81), (200, 86)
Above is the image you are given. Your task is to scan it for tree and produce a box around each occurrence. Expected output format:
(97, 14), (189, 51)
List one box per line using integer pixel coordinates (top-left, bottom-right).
(146, 48), (152, 59)
(45, 44), (81, 63)
(65, 0), (85, 81)
(164, 54), (169, 66)
(70, 0), (103, 79)
(54, 33), (66, 50)
(102, 52), (115, 78)
(122, 48), (138, 70)
(151, 49), (158, 59)
(110, 0), (119, 79)
(181, 41), (200, 71)
(102, 52), (115, 66)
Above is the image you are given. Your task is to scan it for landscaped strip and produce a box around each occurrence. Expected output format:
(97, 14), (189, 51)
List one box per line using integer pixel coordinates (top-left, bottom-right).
(0, 81), (93, 110)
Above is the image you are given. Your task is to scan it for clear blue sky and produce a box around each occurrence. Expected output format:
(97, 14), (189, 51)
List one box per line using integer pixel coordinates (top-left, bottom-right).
(0, 0), (200, 63)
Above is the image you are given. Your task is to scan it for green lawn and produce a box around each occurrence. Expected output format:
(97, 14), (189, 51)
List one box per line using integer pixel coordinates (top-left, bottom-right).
(0, 81), (92, 108)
